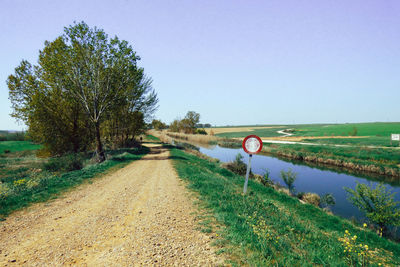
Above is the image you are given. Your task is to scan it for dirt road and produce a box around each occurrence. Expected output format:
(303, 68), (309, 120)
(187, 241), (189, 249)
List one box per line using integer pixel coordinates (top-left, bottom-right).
(0, 144), (223, 266)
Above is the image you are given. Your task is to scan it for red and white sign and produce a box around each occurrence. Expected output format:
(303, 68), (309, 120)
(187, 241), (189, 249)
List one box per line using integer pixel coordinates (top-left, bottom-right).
(242, 135), (263, 154)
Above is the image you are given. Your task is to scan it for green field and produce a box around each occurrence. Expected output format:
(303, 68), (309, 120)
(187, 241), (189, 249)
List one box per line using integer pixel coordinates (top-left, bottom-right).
(292, 122), (400, 137)
(171, 148), (400, 265)
(216, 127), (284, 138)
(215, 122), (400, 147)
(0, 141), (41, 154)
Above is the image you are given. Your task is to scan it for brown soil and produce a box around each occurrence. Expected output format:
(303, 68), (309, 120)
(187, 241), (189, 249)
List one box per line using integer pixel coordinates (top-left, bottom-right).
(0, 144), (223, 266)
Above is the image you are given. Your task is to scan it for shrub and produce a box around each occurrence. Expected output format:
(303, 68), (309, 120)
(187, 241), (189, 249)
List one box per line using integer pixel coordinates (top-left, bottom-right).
(196, 129), (207, 135)
(301, 193), (320, 207)
(0, 183), (11, 199)
(320, 193), (336, 209)
(4, 150), (10, 154)
(345, 182), (400, 236)
(43, 154), (84, 172)
(261, 168), (273, 186)
(224, 153), (248, 176)
(280, 168), (297, 195)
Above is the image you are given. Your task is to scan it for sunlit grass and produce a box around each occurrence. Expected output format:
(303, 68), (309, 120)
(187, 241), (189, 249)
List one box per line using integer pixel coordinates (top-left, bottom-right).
(171, 148), (400, 265)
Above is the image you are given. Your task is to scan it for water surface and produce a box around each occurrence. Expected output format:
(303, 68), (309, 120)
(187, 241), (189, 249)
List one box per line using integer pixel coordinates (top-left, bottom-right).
(198, 145), (400, 221)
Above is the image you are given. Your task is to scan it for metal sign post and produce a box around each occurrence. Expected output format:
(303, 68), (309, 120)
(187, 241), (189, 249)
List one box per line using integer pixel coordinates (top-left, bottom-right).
(242, 135), (263, 195)
(243, 154), (253, 194)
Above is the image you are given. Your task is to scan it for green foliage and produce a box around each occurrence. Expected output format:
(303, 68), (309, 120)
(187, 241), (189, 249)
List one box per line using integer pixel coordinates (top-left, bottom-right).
(261, 168), (273, 186)
(7, 21), (158, 161)
(320, 193), (336, 208)
(170, 148), (400, 266)
(168, 111), (201, 134)
(225, 153), (248, 176)
(345, 182), (400, 235)
(43, 154), (85, 172)
(0, 131), (26, 141)
(340, 229), (372, 266)
(196, 128), (207, 135)
(265, 143), (400, 178)
(280, 168), (297, 195)
(151, 119), (167, 130)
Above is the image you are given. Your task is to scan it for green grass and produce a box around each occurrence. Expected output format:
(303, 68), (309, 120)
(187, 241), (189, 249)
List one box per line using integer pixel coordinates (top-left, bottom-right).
(267, 143), (400, 165)
(145, 134), (160, 141)
(292, 122), (400, 137)
(215, 122), (400, 147)
(304, 136), (400, 147)
(171, 148), (400, 265)
(0, 146), (149, 218)
(0, 141), (41, 154)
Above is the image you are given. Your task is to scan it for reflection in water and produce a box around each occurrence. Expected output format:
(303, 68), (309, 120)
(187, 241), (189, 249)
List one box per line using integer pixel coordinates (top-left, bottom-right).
(197, 145), (400, 222)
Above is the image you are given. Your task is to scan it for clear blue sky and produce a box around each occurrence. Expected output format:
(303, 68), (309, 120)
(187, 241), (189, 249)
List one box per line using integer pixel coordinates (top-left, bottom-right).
(1, 0), (399, 130)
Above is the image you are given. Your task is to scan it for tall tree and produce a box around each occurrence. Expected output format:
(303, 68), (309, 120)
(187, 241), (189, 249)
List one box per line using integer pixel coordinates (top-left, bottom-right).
(180, 111), (200, 134)
(8, 22), (158, 161)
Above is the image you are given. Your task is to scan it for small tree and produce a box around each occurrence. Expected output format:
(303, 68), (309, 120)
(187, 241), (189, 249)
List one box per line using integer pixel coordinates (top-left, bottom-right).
(151, 119), (166, 130)
(226, 153), (248, 176)
(280, 169), (297, 195)
(261, 168), (272, 186)
(320, 193), (336, 209)
(345, 182), (400, 236)
(180, 111), (200, 134)
(169, 119), (181, 132)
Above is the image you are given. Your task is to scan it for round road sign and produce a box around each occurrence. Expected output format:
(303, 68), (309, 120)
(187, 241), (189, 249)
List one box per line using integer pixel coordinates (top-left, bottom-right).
(242, 135), (263, 154)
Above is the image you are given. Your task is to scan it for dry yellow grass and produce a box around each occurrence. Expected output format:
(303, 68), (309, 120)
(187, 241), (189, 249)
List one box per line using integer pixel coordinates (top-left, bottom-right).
(205, 126), (283, 135)
(148, 130), (218, 145)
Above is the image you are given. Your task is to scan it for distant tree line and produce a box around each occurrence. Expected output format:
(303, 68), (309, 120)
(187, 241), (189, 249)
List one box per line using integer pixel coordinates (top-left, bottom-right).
(168, 111), (207, 134)
(151, 111), (210, 134)
(7, 22), (158, 162)
(0, 131), (26, 142)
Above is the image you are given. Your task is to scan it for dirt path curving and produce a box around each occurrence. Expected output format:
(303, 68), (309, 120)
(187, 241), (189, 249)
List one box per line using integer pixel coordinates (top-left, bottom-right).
(0, 144), (223, 266)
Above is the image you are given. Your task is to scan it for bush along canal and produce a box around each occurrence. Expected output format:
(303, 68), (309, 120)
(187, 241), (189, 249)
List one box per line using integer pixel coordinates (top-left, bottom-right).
(196, 145), (400, 226)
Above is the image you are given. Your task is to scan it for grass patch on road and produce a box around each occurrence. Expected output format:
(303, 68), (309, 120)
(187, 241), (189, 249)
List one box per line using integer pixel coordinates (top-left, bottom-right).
(0, 146), (149, 219)
(171, 148), (400, 266)
(0, 141), (41, 154)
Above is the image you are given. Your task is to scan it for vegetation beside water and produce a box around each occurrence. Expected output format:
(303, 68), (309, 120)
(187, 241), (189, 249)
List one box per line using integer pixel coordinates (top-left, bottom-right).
(171, 148), (400, 265)
(264, 143), (400, 178)
(0, 142), (149, 219)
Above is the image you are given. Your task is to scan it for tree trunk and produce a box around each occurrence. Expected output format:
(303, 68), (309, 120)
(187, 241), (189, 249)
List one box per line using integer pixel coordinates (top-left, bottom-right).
(72, 110), (79, 153)
(95, 121), (106, 162)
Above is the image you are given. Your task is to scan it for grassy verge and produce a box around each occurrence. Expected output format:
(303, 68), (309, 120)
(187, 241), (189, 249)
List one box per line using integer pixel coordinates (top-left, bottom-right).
(144, 134), (160, 141)
(171, 148), (400, 266)
(0, 141), (41, 154)
(0, 146), (149, 219)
